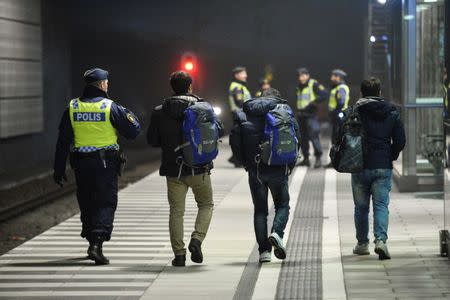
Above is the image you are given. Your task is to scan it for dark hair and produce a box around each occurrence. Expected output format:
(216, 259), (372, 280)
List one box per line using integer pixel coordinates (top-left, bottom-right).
(262, 87), (281, 98)
(170, 71), (192, 94)
(361, 77), (381, 97)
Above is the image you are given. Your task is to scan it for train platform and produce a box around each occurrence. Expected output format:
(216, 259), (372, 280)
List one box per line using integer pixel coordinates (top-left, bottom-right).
(0, 146), (449, 300)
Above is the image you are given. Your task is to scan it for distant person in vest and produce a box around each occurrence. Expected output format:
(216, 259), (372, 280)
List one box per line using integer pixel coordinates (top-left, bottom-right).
(147, 71), (224, 267)
(228, 66), (251, 167)
(327, 69), (350, 167)
(53, 68), (141, 265)
(255, 78), (271, 97)
(230, 88), (300, 263)
(295, 68), (328, 168)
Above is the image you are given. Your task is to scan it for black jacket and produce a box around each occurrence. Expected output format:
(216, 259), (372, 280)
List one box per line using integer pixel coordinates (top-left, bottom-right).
(357, 97), (406, 169)
(147, 93), (223, 177)
(230, 96), (300, 176)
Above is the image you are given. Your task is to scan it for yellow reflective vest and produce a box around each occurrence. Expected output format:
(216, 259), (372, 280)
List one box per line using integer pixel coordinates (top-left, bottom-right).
(69, 98), (118, 149)
(329, 83), (350, 111)
(296, 79), (318, 110)
(228, 81), (251, 111)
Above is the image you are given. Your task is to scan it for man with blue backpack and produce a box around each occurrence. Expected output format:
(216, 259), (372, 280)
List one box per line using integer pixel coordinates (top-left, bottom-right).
(147, 71), (223, 267)
(230, 88), (300, 263)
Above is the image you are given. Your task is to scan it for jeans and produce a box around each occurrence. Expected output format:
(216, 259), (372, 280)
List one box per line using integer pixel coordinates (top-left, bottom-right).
(351, 169), (392, 244)
(248, 172), (290, 253)
(166, 174), (214, 255)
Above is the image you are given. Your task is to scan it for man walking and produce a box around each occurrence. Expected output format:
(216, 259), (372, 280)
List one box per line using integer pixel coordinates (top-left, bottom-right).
(230, 88), (300, 263)
(147, 71), (223, 267)
(351, 78), (405, 260)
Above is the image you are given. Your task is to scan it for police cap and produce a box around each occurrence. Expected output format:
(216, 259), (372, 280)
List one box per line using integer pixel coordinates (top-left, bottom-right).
(331, 69), (347, 78)
(84, 68), (109, 84)
(297, 67), (309, 75)
(232, 66), (246, 74)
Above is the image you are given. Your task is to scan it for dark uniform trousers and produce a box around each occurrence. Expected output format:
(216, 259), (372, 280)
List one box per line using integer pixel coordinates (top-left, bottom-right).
(73, 152), (119, 242)
(330, 114), (343, 145)
(298, 115), (323, 159)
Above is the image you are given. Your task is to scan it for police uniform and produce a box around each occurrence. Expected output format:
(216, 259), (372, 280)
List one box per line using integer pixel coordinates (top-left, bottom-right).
(296, 71), (327, 167)
(329, 80), (350, 144)
(53, 68), (141, 264)
(228, 80), (251, 112)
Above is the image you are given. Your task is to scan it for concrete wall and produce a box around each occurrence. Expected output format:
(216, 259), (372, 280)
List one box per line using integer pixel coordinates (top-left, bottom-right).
(0, 0), (71, 176)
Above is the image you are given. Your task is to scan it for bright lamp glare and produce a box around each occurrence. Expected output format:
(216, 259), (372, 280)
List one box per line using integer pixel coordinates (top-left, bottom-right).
(185, 62), (194, 71)
(370, 35), (376, 43)
(377, 0), (387, 4)
(213, 106), (222, 116)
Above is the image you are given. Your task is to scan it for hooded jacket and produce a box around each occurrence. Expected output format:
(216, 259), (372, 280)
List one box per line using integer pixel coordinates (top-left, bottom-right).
(230, 96), (300, 175)
(356, 96), (406, 169)
(147, 94), (223, 177)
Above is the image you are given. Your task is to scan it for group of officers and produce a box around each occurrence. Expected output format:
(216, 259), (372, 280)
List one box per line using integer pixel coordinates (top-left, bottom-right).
(227, 66), (350, 168)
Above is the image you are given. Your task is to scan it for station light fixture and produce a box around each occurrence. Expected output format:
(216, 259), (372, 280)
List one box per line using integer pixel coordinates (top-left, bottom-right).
(181, 52), (197, 74)
(370, 35), (377, 43)
(377, 0), (387, 4)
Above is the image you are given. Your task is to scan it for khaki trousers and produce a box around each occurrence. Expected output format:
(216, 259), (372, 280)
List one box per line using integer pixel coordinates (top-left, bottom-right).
(166, 174), (214, 255)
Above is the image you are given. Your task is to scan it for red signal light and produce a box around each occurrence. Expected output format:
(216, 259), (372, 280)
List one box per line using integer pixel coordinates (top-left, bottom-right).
(184, 61), (194, 71)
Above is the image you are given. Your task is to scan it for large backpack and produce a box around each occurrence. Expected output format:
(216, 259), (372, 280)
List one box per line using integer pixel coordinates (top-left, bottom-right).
(329, 105), (365, 173)
(176, 102), (220, 167)
(259, 104), (299, 166)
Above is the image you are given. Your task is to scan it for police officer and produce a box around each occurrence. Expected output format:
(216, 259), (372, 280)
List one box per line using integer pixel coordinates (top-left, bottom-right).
(53, 68), (141, 265)
(228, 66), (251, 166)
(328, 69), (350, 145)
(295, 68), (327, 168)
(255, 78), (271, 97)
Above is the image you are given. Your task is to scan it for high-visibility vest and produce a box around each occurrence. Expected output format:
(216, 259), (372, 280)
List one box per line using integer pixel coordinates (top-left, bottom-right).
(228, 81), (251, 110)
(296, 79), (318, 110)
(69, 98), (118, 149)
(329, 83), (350, 110)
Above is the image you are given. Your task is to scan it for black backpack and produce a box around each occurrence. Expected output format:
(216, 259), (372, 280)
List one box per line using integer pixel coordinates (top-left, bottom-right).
(329, 105), (365, 173)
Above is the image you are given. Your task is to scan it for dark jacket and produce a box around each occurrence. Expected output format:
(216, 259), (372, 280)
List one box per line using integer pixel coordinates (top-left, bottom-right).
(147, 93), (224, 177)
(53, 85), (141, 177)
(230, 96), (300, 176)
(357, 97), (406, 169)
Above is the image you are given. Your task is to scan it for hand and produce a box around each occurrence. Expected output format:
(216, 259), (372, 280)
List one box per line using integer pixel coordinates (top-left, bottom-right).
(53, 172), (67, 187)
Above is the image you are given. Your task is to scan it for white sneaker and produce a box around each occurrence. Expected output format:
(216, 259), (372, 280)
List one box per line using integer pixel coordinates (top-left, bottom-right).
(269, 232), (286, 259)
(259, 251), (271, 263)
(374, 240), (391, 260)
(352, 242), (370, 255)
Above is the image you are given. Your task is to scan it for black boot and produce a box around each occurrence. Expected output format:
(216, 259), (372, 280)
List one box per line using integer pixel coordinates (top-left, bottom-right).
(298, 158), (310, 167)
(87, 242), (110, 265)
(314, 157), (322, 168)
(171, 254), (186, 267)
(188, 238), (203, 263)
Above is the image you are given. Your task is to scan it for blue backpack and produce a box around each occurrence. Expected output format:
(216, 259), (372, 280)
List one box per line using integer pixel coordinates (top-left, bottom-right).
(176, 102), (220, 168)
(259, 104), (299, 166)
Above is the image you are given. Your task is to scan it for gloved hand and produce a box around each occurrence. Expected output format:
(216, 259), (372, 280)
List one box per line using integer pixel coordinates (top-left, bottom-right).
(53, 172), (67, 187)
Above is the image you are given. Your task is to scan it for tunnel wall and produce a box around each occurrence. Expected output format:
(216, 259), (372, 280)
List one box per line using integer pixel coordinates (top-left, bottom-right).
(0, 1), (71, 177)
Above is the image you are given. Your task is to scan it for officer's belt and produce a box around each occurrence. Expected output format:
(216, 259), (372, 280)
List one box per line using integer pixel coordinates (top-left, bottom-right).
(73, 149), (118, 158)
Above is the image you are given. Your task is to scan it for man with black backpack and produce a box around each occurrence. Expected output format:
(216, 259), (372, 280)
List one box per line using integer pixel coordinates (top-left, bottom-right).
(230, 88), (300, 263)
(332, 78), (405, 260)
(147, 71), (223, 267)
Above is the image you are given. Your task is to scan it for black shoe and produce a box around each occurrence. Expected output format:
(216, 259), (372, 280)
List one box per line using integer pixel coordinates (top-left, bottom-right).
(314, 157), (322, 168)
(87, 243), (110, 265)
(171, 254), (186, 267)
(188, 238), (203, 263)
(324, 162), (333, 168)
(298, 158), (310, 167)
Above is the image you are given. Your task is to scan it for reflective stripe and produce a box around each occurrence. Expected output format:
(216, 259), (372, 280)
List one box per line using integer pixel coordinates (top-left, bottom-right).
(296, 79), (317, 110)
(329, 83), (350, 110)
(69, 98), (118, 149)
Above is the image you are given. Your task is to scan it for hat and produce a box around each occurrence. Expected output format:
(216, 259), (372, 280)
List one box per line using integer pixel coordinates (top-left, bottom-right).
(232, 66), (246, 74)
(331, 69), (347, 78)
(84, 68), (109, 84)
(297, 67), (309, 75)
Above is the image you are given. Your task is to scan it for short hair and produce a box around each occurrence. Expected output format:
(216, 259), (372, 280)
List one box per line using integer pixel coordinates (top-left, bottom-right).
(232, 66), (246, 74)
(90, 80), (107, 88)
(262, 87), (281, 98)
(170, 71), (192, 94)
(361, 77), (381, 97)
